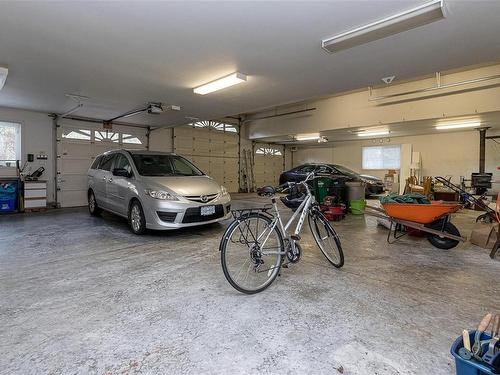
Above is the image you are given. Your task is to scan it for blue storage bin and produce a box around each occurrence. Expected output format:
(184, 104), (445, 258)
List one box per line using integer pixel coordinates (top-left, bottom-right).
(0, 195), (17, 212)
(451, 330), (496, 375)
(0, 183), (17, 195)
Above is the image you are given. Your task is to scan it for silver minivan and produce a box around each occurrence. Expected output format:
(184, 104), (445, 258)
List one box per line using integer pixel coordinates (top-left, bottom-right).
(87, 150), (231, 234)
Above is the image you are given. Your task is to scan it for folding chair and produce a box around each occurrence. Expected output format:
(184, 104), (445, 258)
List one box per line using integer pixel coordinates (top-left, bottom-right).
(490, 192), (500, 259)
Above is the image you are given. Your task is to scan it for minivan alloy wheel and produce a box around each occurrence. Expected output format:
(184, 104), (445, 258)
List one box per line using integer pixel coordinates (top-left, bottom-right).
(89, 194), (96, 211)
(131, 205), (142, 232)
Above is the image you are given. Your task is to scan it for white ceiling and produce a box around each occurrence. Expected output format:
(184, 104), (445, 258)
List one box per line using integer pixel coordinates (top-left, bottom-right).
(1, 1), (500, 127)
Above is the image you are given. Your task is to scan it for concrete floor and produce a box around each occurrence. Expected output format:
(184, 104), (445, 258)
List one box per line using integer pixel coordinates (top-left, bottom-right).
(1, 194), (499, 375)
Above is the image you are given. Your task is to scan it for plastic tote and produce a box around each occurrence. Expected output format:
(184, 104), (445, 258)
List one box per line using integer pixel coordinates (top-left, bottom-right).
(350, 199), (366, 214)
(450, 331), (496, 375)
(0, 181), (18, 213)
(0, 195), (17, 213)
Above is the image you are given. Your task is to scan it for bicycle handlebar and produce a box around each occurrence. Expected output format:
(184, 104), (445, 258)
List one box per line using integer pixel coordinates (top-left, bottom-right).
(257, 172), (317, 196)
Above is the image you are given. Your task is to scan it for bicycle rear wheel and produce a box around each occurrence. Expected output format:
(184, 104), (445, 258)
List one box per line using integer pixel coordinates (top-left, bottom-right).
(308, 211), (344, 268)
(220, 212), (284, 294)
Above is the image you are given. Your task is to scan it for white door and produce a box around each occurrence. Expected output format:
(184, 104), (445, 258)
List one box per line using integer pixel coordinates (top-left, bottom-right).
(173, 124), (240, 192)
(254, 144), (285, 187)
(57, 122), (147, 207)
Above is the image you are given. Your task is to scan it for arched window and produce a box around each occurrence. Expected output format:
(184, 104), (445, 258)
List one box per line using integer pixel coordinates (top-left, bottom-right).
(187, 120), (238, 133)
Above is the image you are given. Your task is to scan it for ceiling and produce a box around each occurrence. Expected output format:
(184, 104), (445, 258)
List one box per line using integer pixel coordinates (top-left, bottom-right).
(1, 1), (500, 127)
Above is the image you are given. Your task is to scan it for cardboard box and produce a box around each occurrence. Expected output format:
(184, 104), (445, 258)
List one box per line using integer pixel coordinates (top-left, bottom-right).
(470, 222), (499, 249)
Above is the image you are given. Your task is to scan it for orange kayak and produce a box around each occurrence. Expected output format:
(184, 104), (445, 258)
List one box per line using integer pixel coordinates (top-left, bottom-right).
(382, 201), (461, 224)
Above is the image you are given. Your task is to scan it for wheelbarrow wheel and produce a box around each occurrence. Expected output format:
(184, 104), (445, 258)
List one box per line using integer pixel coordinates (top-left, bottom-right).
(427, 222), (460, 250)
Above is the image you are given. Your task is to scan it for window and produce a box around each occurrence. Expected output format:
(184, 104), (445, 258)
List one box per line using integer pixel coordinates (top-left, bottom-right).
(114, 154), (132, 174)
(0, 122), (20, 160)
(122, 134), (143, 144)
(62, 129), (91, 141)
(99, 154), (115, 171)
(362, 145), (401, 170)
(131, 154), (204, 177)
(315, 165), (333, 174)
(187, 120), (238, 133)
(255, 147), (282, 156)
(298, 165), (315, 173)
(95, 130), (119, 143)
(90, 156), (102, 169)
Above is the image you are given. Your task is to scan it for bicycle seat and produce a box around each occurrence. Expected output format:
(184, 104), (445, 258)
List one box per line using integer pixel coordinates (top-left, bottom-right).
(257, 186), (276, 196)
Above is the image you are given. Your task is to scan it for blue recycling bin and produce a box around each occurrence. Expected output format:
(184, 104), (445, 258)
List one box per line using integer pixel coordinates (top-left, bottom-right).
(0, 181), (18, 213)
(451, 331), (496, 375)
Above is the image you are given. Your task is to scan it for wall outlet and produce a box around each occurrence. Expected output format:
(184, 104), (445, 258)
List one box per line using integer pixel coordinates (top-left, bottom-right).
(37, 154), (48, 160)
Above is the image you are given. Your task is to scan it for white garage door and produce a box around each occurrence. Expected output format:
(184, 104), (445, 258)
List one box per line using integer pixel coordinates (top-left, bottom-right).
(56, 122), (147, 207)
(254, 143), (284, 187)
(173, 122), (239, 192)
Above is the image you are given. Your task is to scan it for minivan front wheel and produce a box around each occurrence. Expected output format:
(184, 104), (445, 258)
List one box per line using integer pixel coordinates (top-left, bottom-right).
(88, 190), (102, 216)
(129, 200), (146, 235)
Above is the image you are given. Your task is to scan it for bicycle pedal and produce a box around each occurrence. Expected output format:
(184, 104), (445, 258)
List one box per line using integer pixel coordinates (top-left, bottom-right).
(291, 235), (301, 241)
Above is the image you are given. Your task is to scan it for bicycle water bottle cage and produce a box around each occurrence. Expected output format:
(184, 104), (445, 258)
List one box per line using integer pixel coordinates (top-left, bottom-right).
(257, 186), (276, 196)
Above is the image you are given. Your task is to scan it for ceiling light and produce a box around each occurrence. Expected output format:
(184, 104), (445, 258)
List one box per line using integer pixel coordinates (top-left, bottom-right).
(435, 121), (481, 130)
(295, 133), (321, 141)
(358, 130), (390, 137)
(322, 0), (445, 53)
(193, 72), (247, 95)
(0, 67), (8, 91)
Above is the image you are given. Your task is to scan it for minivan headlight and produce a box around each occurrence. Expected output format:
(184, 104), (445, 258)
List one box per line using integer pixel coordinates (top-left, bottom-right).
(220, 185), (229, 196)
(145, 189), (179, 201)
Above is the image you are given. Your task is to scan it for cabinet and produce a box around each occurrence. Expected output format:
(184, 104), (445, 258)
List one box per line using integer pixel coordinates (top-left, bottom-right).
(24, 180), (47, 210)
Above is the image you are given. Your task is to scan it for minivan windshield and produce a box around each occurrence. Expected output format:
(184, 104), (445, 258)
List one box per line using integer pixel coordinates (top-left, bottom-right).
(132, 154), (204, 177)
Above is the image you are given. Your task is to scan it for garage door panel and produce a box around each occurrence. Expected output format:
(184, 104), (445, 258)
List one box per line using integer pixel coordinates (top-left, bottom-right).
(58, 125), (147, 207)
(174, 135), (194, 155)
(209, 158), (224, 182)
(59, 190), (87, 208)
(224, 142), (238, 157)
(191, 156), (210, 174)
(174, 127), (194, 138)
(254, 144), (284, 187)
(210, 141), (225, 157)
(174, 125), (240, 192)
(59, 174), (88, 191)
(93, 142), (120, 156)
(60, 142), (93, 158)
(193, 139), (210, 154)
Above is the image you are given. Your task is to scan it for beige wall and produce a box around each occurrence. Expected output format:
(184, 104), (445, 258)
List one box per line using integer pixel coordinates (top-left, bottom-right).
(0, 107), (55, 203)
(293, 130), (500, 186)
(247, 64), (500, 139)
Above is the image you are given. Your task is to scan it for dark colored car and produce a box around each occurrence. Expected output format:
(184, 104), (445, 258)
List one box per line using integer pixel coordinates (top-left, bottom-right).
(279, 163), (385, 196)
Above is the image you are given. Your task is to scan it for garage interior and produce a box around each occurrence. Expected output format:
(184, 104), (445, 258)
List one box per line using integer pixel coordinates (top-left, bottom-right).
(1, 1), (500, 374)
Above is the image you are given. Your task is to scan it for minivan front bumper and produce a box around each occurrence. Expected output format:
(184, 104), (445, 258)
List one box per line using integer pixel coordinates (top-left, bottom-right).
(143, 194), (232, 230)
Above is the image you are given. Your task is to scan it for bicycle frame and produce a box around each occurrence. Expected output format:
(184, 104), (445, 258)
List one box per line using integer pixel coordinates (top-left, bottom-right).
(256, 181), (315, 256)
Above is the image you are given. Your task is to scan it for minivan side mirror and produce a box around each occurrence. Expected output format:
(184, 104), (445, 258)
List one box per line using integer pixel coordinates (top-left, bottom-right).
(112, 168), (131, 178)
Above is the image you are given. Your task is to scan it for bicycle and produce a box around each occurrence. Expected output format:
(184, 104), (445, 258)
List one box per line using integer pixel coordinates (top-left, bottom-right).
(220, 172), (344, 294)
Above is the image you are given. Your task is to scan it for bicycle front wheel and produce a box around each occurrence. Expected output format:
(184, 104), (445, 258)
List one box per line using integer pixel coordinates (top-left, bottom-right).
(220, 212), (284, 294)
(308, 211), (344, 268)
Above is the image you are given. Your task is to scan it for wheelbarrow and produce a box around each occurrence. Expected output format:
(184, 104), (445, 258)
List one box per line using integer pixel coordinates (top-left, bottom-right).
(365, 201), (466, 249)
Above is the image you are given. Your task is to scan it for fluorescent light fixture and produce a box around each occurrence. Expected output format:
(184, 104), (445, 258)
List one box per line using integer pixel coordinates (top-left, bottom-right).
(295, 133), (321, 141)
(0, 67), (8, 91)
(435, 121), (481, 130)
(193, 72), (247, 95)
(322, 0), (445, 53)
(358, 130), (390, 137)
